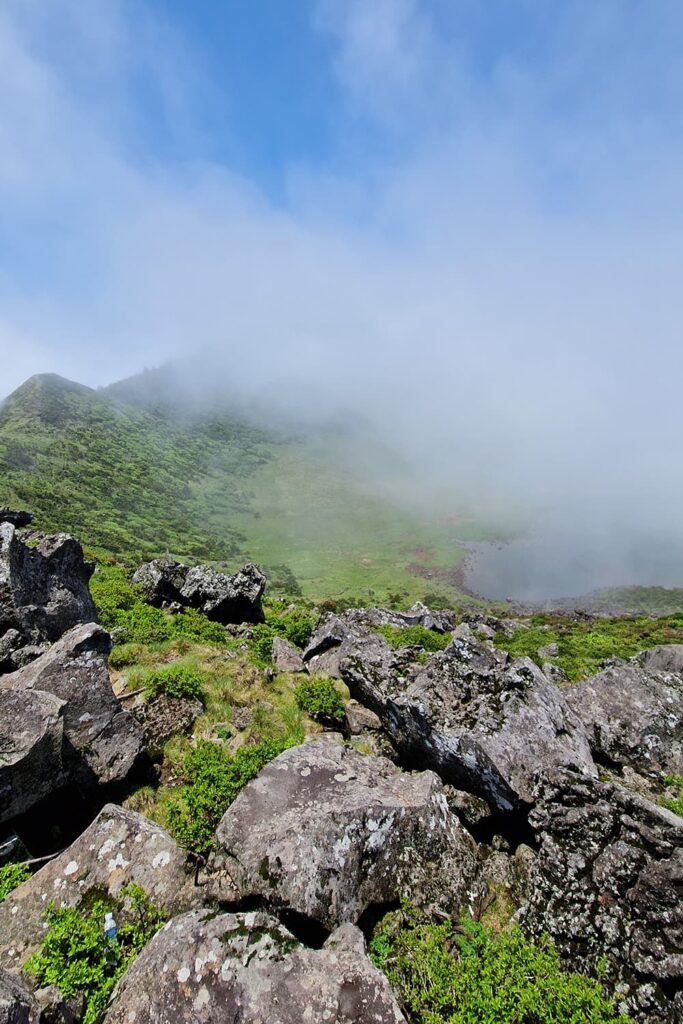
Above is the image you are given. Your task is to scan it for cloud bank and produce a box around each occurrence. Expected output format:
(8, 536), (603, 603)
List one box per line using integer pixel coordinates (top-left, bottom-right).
(1, 0), (683, 588)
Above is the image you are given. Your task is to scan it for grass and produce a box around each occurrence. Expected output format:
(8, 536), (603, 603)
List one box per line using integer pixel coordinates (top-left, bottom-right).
(495, 612), (683, 682)
(375, 623), (453, 652)
(661, 776), (683, 816)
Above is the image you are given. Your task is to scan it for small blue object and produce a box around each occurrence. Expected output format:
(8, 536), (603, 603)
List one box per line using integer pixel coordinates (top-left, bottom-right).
(104, 912), (118, 942)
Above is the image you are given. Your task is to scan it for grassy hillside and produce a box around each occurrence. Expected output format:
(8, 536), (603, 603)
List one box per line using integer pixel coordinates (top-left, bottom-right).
(0, 373), (492, 604)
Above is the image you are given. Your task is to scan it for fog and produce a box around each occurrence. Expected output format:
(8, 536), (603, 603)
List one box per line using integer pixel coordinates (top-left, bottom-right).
(1, 1), (683, 598)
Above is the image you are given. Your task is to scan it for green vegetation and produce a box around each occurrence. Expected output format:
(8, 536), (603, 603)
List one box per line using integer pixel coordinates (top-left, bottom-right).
(248, 603), (316, 667)
(370, 908), (630, 1024)
(496, 613), (683, 682)
(294, 678), (346, 724)
(165, 738), (294, 857)
(0, 862), (31, 903)
(662, 775), (683, 816)
(142, 663), (204, 702)
(0, 372), (503, 605)
(26, 883), (165, 1024)
(376, 623), (453, 652)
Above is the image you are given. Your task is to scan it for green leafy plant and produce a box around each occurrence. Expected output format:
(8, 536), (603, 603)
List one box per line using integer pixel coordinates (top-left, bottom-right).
(0, 862), (31, 903)
(26, 883), (165, 1024)
(248, 605), (316, 667)
(165, 738), (291, 857)
(370, 908), (631, 1024)
(376, 623), (452, 652)
(662, 775), (683, 816)
(294, 678), (346, 724)
(143, 663), (205, 702)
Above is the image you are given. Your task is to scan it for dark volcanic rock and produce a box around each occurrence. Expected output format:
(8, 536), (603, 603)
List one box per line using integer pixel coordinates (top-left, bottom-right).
(0, 804), (198, 970)
(0, 523), (96, 672)
(210, 734), (481, 928)
(103, 911), (407, 1024)
(0, 509), (33, 528)
(0, 687), (65, 823)
(1, 624), (143, 788)
(132, 558), (266, 624)
(521, 770), (683, 1023)
(567, 645), (683, 777)
(315, 615), (596, 812)
(132, 694), (203, 752)
(0, 967), (38, 1023)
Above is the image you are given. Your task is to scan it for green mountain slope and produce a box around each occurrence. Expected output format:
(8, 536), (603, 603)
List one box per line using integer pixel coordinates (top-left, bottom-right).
(0, 372), (494, 604)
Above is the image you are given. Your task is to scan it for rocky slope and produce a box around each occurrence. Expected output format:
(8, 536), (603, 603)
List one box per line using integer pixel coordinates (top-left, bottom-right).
(0, 510), (681, 1023)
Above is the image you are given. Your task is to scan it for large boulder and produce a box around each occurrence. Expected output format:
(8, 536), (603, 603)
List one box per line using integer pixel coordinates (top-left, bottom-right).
(521, 769), (683, 1024)
(567, 645), (683, 777)
(0, 804), (198, 970)
(1, 624), (143, 789)
(0, 689), (65, 823)
(210, 734), (481, 929)
(0, 968), (38, 1023)
(0, 524), (97, 672)
(132, 558), (266, 624)
(0, 509), (33, 529)
(324, 617), (596, 812)
(103, 910), (407, 1024)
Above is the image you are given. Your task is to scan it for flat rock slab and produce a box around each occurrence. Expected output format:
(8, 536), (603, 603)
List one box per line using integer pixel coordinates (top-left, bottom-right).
(211, 734), (480, 929)
(1, 623), (143, 787)
(103, 911), (407, 1024)
(567, 645), (683, 776)
(0, 804), (198, 970)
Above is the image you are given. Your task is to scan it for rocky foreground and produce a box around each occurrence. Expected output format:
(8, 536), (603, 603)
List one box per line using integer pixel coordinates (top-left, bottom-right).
(0, 511), (681, 1023)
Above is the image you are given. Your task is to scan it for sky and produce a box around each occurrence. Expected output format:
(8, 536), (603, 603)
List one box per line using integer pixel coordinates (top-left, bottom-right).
(1, 1), (683, 578)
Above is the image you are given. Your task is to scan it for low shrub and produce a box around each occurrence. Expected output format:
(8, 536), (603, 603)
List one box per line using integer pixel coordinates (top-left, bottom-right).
(294, 678), (345, 724)
(662, 775), (683, 816)
(249, 605), (316, 667)
(26, 883), (165, 1024)
(143, 663), (205, 702)
(376, 623), (452, 652)
(165, 738), (291, 857)
(0, 862), (31, 903)
(370, 908), (631, 1024)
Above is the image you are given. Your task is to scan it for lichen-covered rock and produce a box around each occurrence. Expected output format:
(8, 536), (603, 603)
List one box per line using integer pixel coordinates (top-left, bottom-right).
(328, 619), (596, 812)
(210, 734), (480, 929)
(0, 966), (38, 1023)
(103, 910), (407, 1024)
(521, 769), (683, 1024)
(132, 694), (203, 752)
(0, 689), (65, 823)
(271, 636), (305, 673)
(132, 559), (265, 624)
(0, 524), (97, 672)
(0, 805), (198, 969)
(567, 645), (683, 777)
(1, 624), (143, 787)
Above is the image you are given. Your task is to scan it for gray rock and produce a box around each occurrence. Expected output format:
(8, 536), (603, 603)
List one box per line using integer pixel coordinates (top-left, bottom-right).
(133, 694), (203, 752)
(271, 636), (305, 673)
(132, 559), (266, 624)
(103, 910), (407, 1024)
(537, 642), (559, 659)
(0, 688), (65, 822)
(0, 630), (22, 673)
(335, 621), (596, 811)
(0, 967), (38, 1023)
(0, 804), (198, 970)
(344, 699), (382, 735)
(1, 624), (143, 786)
(0, 524), (97, 673)
(210, 735), (480, 928)
(521, 769), (683, 1024)
(567, 645), (683, 776)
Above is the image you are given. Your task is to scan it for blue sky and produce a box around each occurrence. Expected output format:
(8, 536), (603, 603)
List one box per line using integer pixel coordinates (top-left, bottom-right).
(1, 1), (683, 529)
